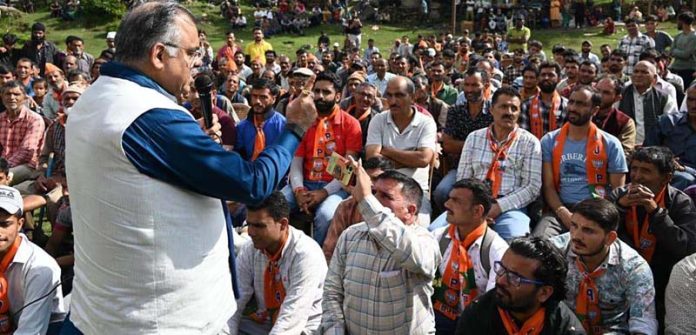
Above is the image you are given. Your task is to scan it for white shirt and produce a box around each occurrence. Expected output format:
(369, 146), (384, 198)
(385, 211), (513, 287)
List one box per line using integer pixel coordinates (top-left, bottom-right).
(431, 226), (508, 304)
(230, 227), (326, 335)
(366, 109), (438, 192)
(367, 72), (396, 96)
(7, 235), (66, 335)
(634, 87), (646, 145)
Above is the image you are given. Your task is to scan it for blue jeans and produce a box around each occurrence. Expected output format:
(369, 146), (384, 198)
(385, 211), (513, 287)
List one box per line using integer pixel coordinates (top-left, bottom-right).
(428, 208), (530, 241)
(433, 169), (457, 212)
(671, 167), (696, 190)
(281, 181), (348, 246)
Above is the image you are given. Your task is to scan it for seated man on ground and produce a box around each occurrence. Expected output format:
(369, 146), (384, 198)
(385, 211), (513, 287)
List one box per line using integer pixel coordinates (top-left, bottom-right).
(229, 191), (327, 334)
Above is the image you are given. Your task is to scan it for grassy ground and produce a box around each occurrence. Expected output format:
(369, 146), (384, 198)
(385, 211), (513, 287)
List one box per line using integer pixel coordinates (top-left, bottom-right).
(0, 2), (680, 61)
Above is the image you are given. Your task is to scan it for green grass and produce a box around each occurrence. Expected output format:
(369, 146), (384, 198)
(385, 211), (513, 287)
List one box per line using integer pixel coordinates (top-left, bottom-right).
(0, 1), (681, 61)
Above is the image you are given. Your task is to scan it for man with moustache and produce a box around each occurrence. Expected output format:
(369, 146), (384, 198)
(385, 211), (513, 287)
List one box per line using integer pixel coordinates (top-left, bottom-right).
(235, 79), (286, 161)
(619, 60), (678, 146)
(428, 62), (457, 105)
(519, 61), (568, 140)
(431, 87), (541, 240)
(345, 83), (379, 154)
(551, 198), (657, 335)
(431, 179), (509, 334)
(229, 192), (326, 334)
(455, 237), (584, 334)
(609, 147), (696, 329)
(592, 76), (636, 157)
(519, 65), (541, 102)
(282, 71), (362, 246)
(20, 22), (60, 77)
(534, 85), (627, 239)
(42, 63), (67, 120)
(577, 61), (598, 87)
(435, 69), (493, 212)
(557, 57), (580, 98)
(607, 50), (631, 84)
(365, 76), (437, 225)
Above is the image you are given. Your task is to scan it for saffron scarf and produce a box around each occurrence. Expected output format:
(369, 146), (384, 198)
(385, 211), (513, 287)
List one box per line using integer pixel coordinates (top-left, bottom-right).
(625, 186), (666, 263)
(485, 126), (519, 198)
(250, 231), (289, 325)
(251, 116), (266, 160)
(0, 236), (21, 333)
(309, 106), (339, 181)
(433, 224), (487, 320)
(575, 259), (606, 335)
(529, 91), (561, 139)
(497, 306), (545, 335)
(552, 122), (608, 198)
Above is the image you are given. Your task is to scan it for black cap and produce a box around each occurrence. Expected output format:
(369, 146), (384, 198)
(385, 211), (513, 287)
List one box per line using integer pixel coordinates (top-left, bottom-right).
(32, 22), (46, 32)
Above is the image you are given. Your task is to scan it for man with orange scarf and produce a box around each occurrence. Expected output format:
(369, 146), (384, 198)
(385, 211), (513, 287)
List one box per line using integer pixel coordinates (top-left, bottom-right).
(534, 85), (627, 239)
(519, 61), (568, 140)
(282, 71), (362, 246)
(431, 179), (508, 334)
(609, 146), (696, 331)
(230, 191), (326, 334)
(456, 236), (583, 335)
(551, 198), (657, 335)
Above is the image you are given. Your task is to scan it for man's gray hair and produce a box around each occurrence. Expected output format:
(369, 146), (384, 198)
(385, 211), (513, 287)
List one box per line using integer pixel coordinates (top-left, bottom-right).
(115, 1), (196, 63)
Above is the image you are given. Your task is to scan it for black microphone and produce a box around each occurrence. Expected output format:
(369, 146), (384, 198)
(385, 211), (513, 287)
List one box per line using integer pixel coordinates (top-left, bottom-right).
(194, 74), (214, 129)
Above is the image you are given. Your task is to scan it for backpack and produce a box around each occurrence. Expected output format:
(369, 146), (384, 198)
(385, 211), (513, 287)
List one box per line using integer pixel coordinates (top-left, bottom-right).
(438, 227), (495, 275)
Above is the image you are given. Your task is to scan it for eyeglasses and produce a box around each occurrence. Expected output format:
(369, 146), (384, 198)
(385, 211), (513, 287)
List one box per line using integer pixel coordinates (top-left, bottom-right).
(493, 261), (546, 287)
(163, 42), (202, 66)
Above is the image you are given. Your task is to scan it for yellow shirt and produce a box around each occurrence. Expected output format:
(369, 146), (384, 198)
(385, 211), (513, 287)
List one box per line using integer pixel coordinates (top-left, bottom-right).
(245, 40), (274, 63)
(507, 27), (531, 52)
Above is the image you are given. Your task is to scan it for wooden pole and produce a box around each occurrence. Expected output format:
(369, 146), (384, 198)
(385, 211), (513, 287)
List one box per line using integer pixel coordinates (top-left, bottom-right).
(452, 0), (457, 35)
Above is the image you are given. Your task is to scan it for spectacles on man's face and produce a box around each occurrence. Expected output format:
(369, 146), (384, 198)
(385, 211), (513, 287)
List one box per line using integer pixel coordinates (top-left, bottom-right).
(163, 42), (202, 67)
(494, 261), (546, 287)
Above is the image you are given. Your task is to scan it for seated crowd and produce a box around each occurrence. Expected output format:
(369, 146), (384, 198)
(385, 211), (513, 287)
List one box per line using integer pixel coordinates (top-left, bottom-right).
(0, 8), (696, 335)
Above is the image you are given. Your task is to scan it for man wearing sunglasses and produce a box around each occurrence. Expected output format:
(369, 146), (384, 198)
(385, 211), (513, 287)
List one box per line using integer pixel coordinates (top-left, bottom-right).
(551, 198), (657, 335)
(456, 237), (583, 334)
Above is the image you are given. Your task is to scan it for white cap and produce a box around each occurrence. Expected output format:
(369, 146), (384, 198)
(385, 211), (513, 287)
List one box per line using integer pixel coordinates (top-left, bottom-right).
(106, 31), (116, 40)
(0, 186), (22, 216)
(427, 48), (436, 57)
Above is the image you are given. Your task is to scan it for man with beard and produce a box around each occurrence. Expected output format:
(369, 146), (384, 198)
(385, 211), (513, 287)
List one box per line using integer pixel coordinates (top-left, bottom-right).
(550, 198), (657, 335)
(447, 87), (541, 240)
(579, 40), (600, 68)
(503, 49), (525, 86)
(607, 50), (631, 84)
(435, 69), (493, 213)
(365, 76), (437, 226)
(534, 85), (627, 239)
(428, 62), (457, 105)
(455, 237), (583, 334)
(235, 51), (252, 80)
(609, 147), (696, 330)
(367, 58), (395, 96)
(619, 60), (678, 146)
(20, 22), (60, 77)
(519, 62), (568, 140)
(320, 51), (338, 74)
(557, 57), (580, 98)
(245, 27), (273, 65)
(42, 63), (67, 120)
(577, 61), (598, 87)
(235, 79), (286, 161)
(519, 65), (540, 102)
(592, 76), (636, 157)
(282, 71), (362, 246)
(431, 179), (509, 334)
(65, 36), (94, 74)
(278, 55), (292, 91)
(618, 18), (655, 76)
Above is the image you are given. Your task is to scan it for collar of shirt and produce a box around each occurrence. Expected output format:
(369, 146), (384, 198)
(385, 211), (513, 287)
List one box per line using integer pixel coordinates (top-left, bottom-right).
(386, 107), (424, 130)
(100, 61), (176, 102)
(1, 105), (30, 124)
(633, 85), (653, 98)
(246, 107), (277, 122)
(10, 234), (31, 265)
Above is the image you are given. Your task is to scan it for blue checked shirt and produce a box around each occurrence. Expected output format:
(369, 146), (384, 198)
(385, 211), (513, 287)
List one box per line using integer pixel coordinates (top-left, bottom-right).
(321, 195), (442, 335)
(456, 127), (542, 212)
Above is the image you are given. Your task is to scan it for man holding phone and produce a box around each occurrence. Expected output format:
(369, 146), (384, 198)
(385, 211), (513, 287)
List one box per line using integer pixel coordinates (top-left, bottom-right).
(282, 71), (362, 247)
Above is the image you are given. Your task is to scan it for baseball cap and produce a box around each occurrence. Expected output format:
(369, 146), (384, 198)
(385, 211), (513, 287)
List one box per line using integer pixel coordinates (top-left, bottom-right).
(0, 186), (22, 216)
(106, 31), (116, 40)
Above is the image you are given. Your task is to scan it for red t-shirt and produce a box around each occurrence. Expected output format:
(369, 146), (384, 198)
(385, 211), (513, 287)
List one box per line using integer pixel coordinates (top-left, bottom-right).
(296, 108), (362, 183)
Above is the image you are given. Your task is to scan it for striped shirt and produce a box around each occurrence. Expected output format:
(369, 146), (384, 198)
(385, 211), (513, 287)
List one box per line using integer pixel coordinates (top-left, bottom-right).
(321, 195), (442, 335)
(456, 127), (542, 212)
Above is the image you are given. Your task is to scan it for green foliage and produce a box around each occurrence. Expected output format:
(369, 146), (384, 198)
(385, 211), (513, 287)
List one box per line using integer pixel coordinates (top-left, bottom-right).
(80, 0), (127, 21)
